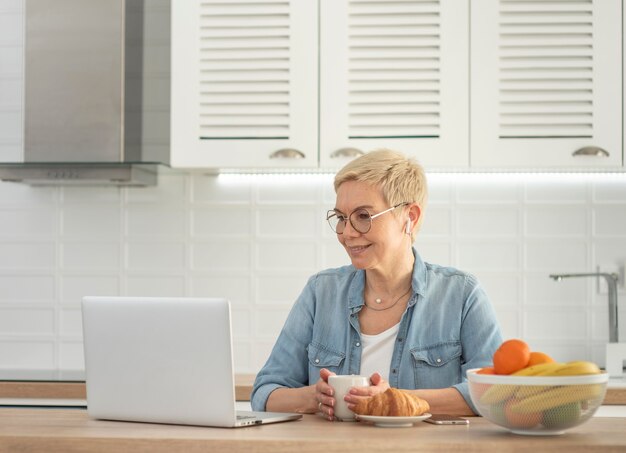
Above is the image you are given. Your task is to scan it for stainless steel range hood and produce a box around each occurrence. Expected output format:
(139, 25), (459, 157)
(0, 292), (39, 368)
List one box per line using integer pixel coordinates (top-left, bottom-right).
(0, 0), (169, 186)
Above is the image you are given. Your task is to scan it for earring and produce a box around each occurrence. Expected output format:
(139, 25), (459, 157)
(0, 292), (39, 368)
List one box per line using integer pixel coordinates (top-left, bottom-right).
(405, 219), (411, 234)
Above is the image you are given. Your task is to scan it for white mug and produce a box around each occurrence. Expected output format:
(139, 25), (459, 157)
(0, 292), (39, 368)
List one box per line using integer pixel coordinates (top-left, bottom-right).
(328, 375), (369, 421)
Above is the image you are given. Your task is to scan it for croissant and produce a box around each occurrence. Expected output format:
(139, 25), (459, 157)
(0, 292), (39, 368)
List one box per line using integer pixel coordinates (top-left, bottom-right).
(353, 388), (430, 417)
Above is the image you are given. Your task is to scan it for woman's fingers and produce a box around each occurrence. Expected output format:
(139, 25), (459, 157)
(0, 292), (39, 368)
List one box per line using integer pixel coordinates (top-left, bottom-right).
(315, 373), (336, 421)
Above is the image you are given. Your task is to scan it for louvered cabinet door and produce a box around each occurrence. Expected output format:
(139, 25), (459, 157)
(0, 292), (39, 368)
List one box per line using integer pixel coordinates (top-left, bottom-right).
(171, 1), (318, 168)
(471, 0), (622, 169)
(319, 0), (469, 169)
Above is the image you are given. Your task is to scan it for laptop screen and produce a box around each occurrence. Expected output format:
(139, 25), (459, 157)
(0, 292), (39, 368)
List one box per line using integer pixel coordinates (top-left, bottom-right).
(82, 296), (239, 427)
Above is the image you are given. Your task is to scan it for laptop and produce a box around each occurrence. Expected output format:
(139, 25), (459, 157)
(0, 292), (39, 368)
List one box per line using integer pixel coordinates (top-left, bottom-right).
(81, 296), (302, 427)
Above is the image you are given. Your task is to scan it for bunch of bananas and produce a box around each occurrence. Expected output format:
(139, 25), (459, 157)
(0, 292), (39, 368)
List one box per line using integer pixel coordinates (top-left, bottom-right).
(479, 360), (602, 407)
(512, 360), (601, 377)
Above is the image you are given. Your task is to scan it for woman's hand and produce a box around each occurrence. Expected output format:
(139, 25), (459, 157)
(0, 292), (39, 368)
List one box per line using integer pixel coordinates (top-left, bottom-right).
(315, 368), (336, 421)
(344, 372), (390, 412)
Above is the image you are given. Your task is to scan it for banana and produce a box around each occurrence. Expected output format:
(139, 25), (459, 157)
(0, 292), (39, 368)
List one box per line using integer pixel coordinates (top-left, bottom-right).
(545, 361), (601, 377)
(509, 384), (603, 414)
(479, 384), (518, 405)
(512, 362), (564, 376)
(515, 385), (550, 399)
(513, 360), (601, 377)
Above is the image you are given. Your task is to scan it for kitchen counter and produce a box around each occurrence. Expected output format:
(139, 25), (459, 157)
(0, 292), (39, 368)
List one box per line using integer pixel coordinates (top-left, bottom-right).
(0, 408), (624, 452)
(0, 375), (255, 403)
(2, 375), (626, 404)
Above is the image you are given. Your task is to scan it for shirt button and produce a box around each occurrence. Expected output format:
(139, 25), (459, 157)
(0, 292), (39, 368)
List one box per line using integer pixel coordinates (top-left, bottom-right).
(314, 358), (320, 364)
(355, 342), (361, 347)
(397, 338), (403, 343)
(436, 358), (442, 363)
(392, 369), (397, 374)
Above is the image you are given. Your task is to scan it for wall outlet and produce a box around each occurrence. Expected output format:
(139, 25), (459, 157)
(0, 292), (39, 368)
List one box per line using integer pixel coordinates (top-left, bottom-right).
(596, 264), (625, 294)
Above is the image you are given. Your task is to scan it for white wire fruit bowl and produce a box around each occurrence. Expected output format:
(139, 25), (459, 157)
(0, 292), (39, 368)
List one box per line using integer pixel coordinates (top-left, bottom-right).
(467, 368), (608, 436)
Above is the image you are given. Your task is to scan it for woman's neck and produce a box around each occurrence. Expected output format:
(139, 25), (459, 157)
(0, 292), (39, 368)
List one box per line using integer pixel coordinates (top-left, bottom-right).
(364, 251), (415, 298)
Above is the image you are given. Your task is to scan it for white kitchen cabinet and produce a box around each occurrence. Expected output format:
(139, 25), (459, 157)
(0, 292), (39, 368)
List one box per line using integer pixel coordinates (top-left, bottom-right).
(471, 0), (622, 169)
(171, 0), (622, 171)
(170, 1), (318, 168)
(318, 0), (469, 169)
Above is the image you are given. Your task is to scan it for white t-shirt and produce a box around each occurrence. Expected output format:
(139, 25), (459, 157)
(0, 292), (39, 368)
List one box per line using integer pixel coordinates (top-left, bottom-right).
(359, 322), (400, 381)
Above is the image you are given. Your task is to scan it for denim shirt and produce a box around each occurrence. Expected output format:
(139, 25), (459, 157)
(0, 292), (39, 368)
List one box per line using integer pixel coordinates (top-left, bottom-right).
(251, 248), (502, 414)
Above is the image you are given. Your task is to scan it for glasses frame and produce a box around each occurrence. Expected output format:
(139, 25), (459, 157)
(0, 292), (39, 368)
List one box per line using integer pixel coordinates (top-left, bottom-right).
(326, 202), (409, 234)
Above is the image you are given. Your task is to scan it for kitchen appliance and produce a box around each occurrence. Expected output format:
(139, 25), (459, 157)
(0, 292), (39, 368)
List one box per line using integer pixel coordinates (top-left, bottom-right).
(0, 0), (169, 185)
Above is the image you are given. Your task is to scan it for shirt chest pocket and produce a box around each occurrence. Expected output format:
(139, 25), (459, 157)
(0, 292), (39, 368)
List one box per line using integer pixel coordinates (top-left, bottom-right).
(410, 342), (462, 388)
(307, 342), (345, 373)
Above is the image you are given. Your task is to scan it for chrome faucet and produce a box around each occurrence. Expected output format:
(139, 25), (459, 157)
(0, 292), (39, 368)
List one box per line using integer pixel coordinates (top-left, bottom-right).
(549, 273), (619, 343)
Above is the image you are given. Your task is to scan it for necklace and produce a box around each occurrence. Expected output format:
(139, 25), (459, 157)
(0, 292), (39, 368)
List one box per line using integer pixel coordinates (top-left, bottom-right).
(364, 286), (412, 312)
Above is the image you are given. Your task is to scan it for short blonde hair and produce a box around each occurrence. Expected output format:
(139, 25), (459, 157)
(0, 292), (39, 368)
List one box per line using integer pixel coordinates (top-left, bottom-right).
(334, 149), (428, 230)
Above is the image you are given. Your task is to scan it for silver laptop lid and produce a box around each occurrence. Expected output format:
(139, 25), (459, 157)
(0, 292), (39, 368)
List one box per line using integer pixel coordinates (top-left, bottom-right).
(82, 296), (237, 427)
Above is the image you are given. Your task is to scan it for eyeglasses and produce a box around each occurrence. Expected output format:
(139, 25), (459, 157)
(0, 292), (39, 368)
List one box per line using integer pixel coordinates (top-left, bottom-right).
(326, 202), (409, 234)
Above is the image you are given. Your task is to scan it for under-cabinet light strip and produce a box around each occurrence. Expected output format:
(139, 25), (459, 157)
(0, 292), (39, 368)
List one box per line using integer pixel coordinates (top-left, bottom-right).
(218, 171), (626, 184)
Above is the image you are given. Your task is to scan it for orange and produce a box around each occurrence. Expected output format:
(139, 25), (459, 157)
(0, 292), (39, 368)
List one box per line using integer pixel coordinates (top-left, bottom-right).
(477, 366), (496, 375)
(527, 351), (555, 366)
(493, 339), (531, 375)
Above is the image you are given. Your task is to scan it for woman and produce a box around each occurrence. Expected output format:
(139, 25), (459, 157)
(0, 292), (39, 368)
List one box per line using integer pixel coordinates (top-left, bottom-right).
(251, 149), (502, 419)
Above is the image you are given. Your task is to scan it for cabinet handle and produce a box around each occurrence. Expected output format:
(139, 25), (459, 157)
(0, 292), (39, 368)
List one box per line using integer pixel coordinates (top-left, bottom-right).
(330, 147), (365, 159)
(572, 146), (610, 157)
(269, 148), (306, 159)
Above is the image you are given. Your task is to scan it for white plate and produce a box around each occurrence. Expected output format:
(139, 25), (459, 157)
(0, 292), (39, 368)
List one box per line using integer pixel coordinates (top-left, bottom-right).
(356, 413), (432, 428)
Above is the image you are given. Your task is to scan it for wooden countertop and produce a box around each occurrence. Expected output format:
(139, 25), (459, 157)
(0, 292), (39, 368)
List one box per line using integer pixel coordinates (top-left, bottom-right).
(1, 375), (625, 404)
(0, 408), (624, 452)
(0, 374), (255, 402)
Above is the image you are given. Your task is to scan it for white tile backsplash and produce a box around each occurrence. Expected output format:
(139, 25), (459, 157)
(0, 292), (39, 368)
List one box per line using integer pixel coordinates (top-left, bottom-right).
(525, 309), (588, 340)
(256, 208), (318, 237)
(256, 309), (290, 338)
(419, 206), (451, 237)
(0, 342), (54, 368)
(61, 206), (121, 240)
(126, 242), (185, 270)
(525, 205), (588, 237)
(191, 242), (250, 271)
(256, 274), (308, 305)
(58, 342), (84, 370)
(256, 242), (318, 271)
(525, 240), (588, 270)
(457, 242), (519, 270)
(0, 242), (55, 269)
(524, 182), (588, 203)
(61, 243), (120, 270)
(59, 273), (120, 307)
(191, 208), (251, 237)
(125, 275), (186, 297)
(0, 307), (54, 334)
(457, 207), (519, 238)
(190, 275), (251, 304)
(0, 275), (55, 302)
(126, 208), (186, 238)
(594, 205), (626, 236)
(525, 274), (587, 307)
(0, 208), (57, 238)
(59, 308), (83, 336)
